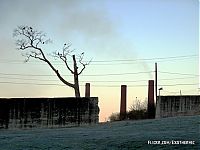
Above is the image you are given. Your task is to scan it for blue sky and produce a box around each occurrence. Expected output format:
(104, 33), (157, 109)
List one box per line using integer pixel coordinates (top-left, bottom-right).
(0, 0), (198, 121)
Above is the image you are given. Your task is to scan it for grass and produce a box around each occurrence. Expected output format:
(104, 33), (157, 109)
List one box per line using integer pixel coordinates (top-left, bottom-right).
(0, 115), (199, 150)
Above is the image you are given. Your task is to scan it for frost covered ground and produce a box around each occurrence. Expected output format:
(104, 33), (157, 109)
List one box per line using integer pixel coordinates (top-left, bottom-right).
(0, 115), (199, 150)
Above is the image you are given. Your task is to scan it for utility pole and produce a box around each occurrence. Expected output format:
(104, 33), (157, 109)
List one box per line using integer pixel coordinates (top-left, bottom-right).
(155, 63), (157, 105)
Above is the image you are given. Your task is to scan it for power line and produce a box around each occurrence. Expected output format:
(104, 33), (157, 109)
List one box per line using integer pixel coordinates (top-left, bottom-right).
(82, 71), (154, 76)
(159, 71), (199, 76)
(0, 54), (197, 65)
(159, 83), (199, 86)
(0, 76), (196, 82)
(0, 71), (198, 77)
(0, 81), (65, 86)
(93, 55), (198, 62)
(92, 54), (197, 62)
(0, 76), (149, 82)
(0, 72), (55, 77)
(0, 71), (154, 77)
(159, 76), (197, 81)
(0, 81), (198, 87)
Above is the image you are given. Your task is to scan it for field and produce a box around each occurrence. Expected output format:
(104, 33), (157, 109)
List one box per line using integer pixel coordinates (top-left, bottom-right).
(0, 115), (199, 150)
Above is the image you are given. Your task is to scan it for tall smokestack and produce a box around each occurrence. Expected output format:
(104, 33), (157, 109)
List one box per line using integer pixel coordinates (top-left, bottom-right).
(120, 85), (127, 120)
(85, 83), (90, 97)
(148, 80), (155, 119)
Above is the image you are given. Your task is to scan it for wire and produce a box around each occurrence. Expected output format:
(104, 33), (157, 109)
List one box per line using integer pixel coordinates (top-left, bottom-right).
(0, 81), (65, 86)
(0, 72), (54, 77)
(0, 81), (198, 87)
(159, 83), (199, 86)
(0, 54), (197, 66)
(0, 76), (145, 82)
(82, 71), (154, 76)
(0, 71), (154, 77)
(159, 71), (199, 77)
(159, 76), (197, 81)
(0, 74), (197, 83)
(92, 54), (198, 62)
(0, 71), (198, 77)
(0, 76), (58, 82)
(0, 76), (149, 82)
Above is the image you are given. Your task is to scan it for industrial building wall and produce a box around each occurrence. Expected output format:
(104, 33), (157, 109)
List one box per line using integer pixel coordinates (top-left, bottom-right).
(156, 95), (200, 118)
(0, 97), (99, 129)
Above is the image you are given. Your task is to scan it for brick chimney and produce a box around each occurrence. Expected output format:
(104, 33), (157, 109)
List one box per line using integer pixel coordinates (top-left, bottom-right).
(148, 80), (155, 119)
(85, 83), (90, 97)
(120, 85), (127, 120)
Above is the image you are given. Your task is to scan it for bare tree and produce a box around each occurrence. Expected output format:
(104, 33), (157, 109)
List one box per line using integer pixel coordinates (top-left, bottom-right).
(13, 25), (90, 97)
(129, 97), (147, 111)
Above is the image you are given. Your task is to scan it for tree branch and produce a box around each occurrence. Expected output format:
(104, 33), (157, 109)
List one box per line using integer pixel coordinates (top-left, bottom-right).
(52, 43), (74, 74)
(30, 45), (75, 88)
(13, 25), (75, 88)
(78, 53), (91, 75)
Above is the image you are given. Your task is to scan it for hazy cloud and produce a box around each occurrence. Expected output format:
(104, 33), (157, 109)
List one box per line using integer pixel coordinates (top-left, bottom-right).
(59, 6), (115, 38)
(0, 0), (137, 60)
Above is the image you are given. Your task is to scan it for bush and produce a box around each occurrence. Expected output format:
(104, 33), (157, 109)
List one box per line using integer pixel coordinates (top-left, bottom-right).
(108, 98), (148, 122)
(108, 109), (148, 122)
(127, 98), (148, 120)
(108, 112), (120, 122)
(127, 109), (148, 120)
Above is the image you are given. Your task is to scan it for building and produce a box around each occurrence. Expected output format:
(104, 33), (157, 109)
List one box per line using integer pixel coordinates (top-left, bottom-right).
(156, 95), (200, 118)
(0, 97), (99, 129)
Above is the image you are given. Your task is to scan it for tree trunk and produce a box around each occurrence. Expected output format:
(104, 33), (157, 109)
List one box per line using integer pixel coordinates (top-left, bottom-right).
(73, 55), (80, 97)
(74, 74), (80, 97)
(73, 55), (80, 125)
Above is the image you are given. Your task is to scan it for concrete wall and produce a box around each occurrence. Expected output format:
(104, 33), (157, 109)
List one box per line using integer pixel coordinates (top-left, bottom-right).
(156, 95), (200, 118)
(0, 97), (99, 129)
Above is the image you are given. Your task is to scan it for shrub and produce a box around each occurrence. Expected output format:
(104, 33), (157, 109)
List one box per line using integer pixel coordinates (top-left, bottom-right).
(127, 109), (148, 120)
(108, 112), (120, 122)
(108, 98), (148, 122)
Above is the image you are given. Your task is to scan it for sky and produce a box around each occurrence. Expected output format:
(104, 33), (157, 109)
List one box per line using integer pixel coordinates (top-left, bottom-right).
(0, 0), (199, 122)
